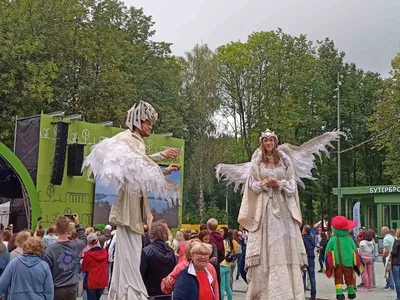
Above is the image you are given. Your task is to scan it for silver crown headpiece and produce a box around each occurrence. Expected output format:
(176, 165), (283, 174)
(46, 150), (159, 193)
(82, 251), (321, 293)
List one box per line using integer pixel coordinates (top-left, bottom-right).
(126, 101), (158, 131)
(259, 129), (278, 143)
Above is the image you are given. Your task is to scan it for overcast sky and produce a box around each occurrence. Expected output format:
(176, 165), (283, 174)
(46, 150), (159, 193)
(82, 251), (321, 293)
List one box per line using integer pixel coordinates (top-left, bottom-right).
(125, 0), (400, 77)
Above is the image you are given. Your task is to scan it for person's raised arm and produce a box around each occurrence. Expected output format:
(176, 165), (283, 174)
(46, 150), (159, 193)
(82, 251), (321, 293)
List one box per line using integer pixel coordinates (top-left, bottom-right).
(73, 213), (87, 249)
(34, 219), (41, 237)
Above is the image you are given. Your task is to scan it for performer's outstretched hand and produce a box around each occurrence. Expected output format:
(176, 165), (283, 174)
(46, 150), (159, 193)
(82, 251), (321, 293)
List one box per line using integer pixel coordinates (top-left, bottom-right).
(162, 148), (179, 159)
(165, 164), (180, 175)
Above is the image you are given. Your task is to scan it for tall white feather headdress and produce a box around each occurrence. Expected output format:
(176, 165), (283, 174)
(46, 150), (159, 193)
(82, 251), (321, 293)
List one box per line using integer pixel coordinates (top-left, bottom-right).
(126, 101), (158, 131)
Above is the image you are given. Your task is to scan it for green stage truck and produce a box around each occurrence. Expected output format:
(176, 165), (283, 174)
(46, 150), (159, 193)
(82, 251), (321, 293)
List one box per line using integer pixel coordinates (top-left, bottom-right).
(0, 113), (184, 230)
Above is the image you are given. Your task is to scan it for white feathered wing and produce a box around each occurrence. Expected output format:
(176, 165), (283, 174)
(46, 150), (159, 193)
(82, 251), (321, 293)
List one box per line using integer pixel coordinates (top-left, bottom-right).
(215, 162), (252, 192)
(215, 149), (260, 192)
(215, 131), (344, 190)
(82, 137), (176, 204)
(278, 130), (345, 188)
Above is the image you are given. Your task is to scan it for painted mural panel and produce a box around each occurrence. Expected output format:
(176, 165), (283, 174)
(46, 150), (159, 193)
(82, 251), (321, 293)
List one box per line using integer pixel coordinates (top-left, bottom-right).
(36, 114), (184, 228)
(94, 166), (180, 228)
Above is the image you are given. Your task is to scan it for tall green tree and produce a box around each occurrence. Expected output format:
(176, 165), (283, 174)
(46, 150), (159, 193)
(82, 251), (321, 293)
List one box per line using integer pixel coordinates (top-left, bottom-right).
(370, 52), (400, 183)
(0, 0), (183, 146)
(179, 44), (222, 224)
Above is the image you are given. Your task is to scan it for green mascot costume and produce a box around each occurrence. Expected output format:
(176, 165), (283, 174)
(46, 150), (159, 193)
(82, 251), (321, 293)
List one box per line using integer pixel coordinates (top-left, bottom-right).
(325, 216), (364, 300)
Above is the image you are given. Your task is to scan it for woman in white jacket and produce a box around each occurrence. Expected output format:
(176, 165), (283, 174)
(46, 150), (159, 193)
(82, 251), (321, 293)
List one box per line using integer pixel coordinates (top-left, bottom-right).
(358, 231), (374, 291)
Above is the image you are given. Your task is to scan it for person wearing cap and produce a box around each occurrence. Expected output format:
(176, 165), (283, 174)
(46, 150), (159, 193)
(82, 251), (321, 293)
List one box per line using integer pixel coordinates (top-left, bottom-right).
(98, 225), (112, 248)
(82, 233), (108, 300)
(324, 216), (364, 300)
(82, 101), (180, 300)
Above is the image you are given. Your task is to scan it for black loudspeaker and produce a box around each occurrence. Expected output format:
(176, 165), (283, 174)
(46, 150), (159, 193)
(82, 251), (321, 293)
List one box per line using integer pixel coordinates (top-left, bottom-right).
(67, 144), (84, 176)
(50, 122), (70, 185)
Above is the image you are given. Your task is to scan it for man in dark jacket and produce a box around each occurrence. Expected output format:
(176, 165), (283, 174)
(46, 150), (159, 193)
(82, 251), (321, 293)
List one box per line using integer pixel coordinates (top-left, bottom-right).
(302, 225), (316, 300)
(140, 222), (176, 300)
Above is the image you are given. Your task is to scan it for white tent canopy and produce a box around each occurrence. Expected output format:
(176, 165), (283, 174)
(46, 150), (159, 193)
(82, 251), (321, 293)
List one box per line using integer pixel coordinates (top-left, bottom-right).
(313, 219), (328, 228)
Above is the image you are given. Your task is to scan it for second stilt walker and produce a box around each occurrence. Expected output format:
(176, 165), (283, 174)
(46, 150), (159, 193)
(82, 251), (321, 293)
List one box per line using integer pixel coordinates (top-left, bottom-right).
(216, 129), (345, 300)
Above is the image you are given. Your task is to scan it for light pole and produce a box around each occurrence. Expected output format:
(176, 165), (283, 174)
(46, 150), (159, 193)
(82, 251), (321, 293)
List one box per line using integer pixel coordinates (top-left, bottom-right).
(337, 72), (342, 216)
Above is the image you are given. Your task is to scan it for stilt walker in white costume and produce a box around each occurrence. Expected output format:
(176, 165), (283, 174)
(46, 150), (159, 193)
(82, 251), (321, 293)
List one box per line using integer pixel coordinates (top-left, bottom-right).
(216, 129), (344, 300)
(82, 101), (179, 300)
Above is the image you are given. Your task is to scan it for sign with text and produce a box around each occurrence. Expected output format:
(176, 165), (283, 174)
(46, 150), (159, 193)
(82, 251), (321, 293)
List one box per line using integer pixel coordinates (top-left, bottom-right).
(370, 186), (400, 194)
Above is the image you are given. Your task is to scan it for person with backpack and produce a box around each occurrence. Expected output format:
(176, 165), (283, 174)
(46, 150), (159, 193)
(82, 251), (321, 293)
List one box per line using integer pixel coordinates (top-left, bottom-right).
(219, 227), (233, 300)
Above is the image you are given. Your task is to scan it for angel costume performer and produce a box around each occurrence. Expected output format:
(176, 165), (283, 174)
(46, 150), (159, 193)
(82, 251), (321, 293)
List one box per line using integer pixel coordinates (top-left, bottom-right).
(216, 129), (343, 300)
(82, 101), (178, 300)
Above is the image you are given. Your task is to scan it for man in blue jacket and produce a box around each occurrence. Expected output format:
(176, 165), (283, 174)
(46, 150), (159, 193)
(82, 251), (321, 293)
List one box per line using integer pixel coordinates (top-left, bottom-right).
(302, 225), (317, 300)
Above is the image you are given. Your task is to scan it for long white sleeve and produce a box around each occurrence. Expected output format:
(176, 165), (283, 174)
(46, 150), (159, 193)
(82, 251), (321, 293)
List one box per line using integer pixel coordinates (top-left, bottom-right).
(250, 178), (263, 194)
(278, 178), (296, 196)
(148, 152), (166, 162)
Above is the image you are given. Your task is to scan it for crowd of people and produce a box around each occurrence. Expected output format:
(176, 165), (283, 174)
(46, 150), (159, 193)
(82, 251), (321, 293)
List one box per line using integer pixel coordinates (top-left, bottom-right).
(0, 214), (113, 300)
(0, 214), (250, 300)
(1, 211), (400, 300)
(142, 218), (247, 300)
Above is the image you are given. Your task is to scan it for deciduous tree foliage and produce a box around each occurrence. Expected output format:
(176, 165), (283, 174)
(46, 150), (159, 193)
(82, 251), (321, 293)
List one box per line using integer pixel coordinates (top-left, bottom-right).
(0, 1), (397, 227)
(369, 52), (400, 183)
(0, 0), (182, 144)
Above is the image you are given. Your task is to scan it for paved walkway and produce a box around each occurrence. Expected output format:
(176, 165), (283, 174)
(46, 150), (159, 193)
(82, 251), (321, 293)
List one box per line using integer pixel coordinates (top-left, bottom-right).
(231, 256), (396, 300)
(92, 256), (395, 300)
